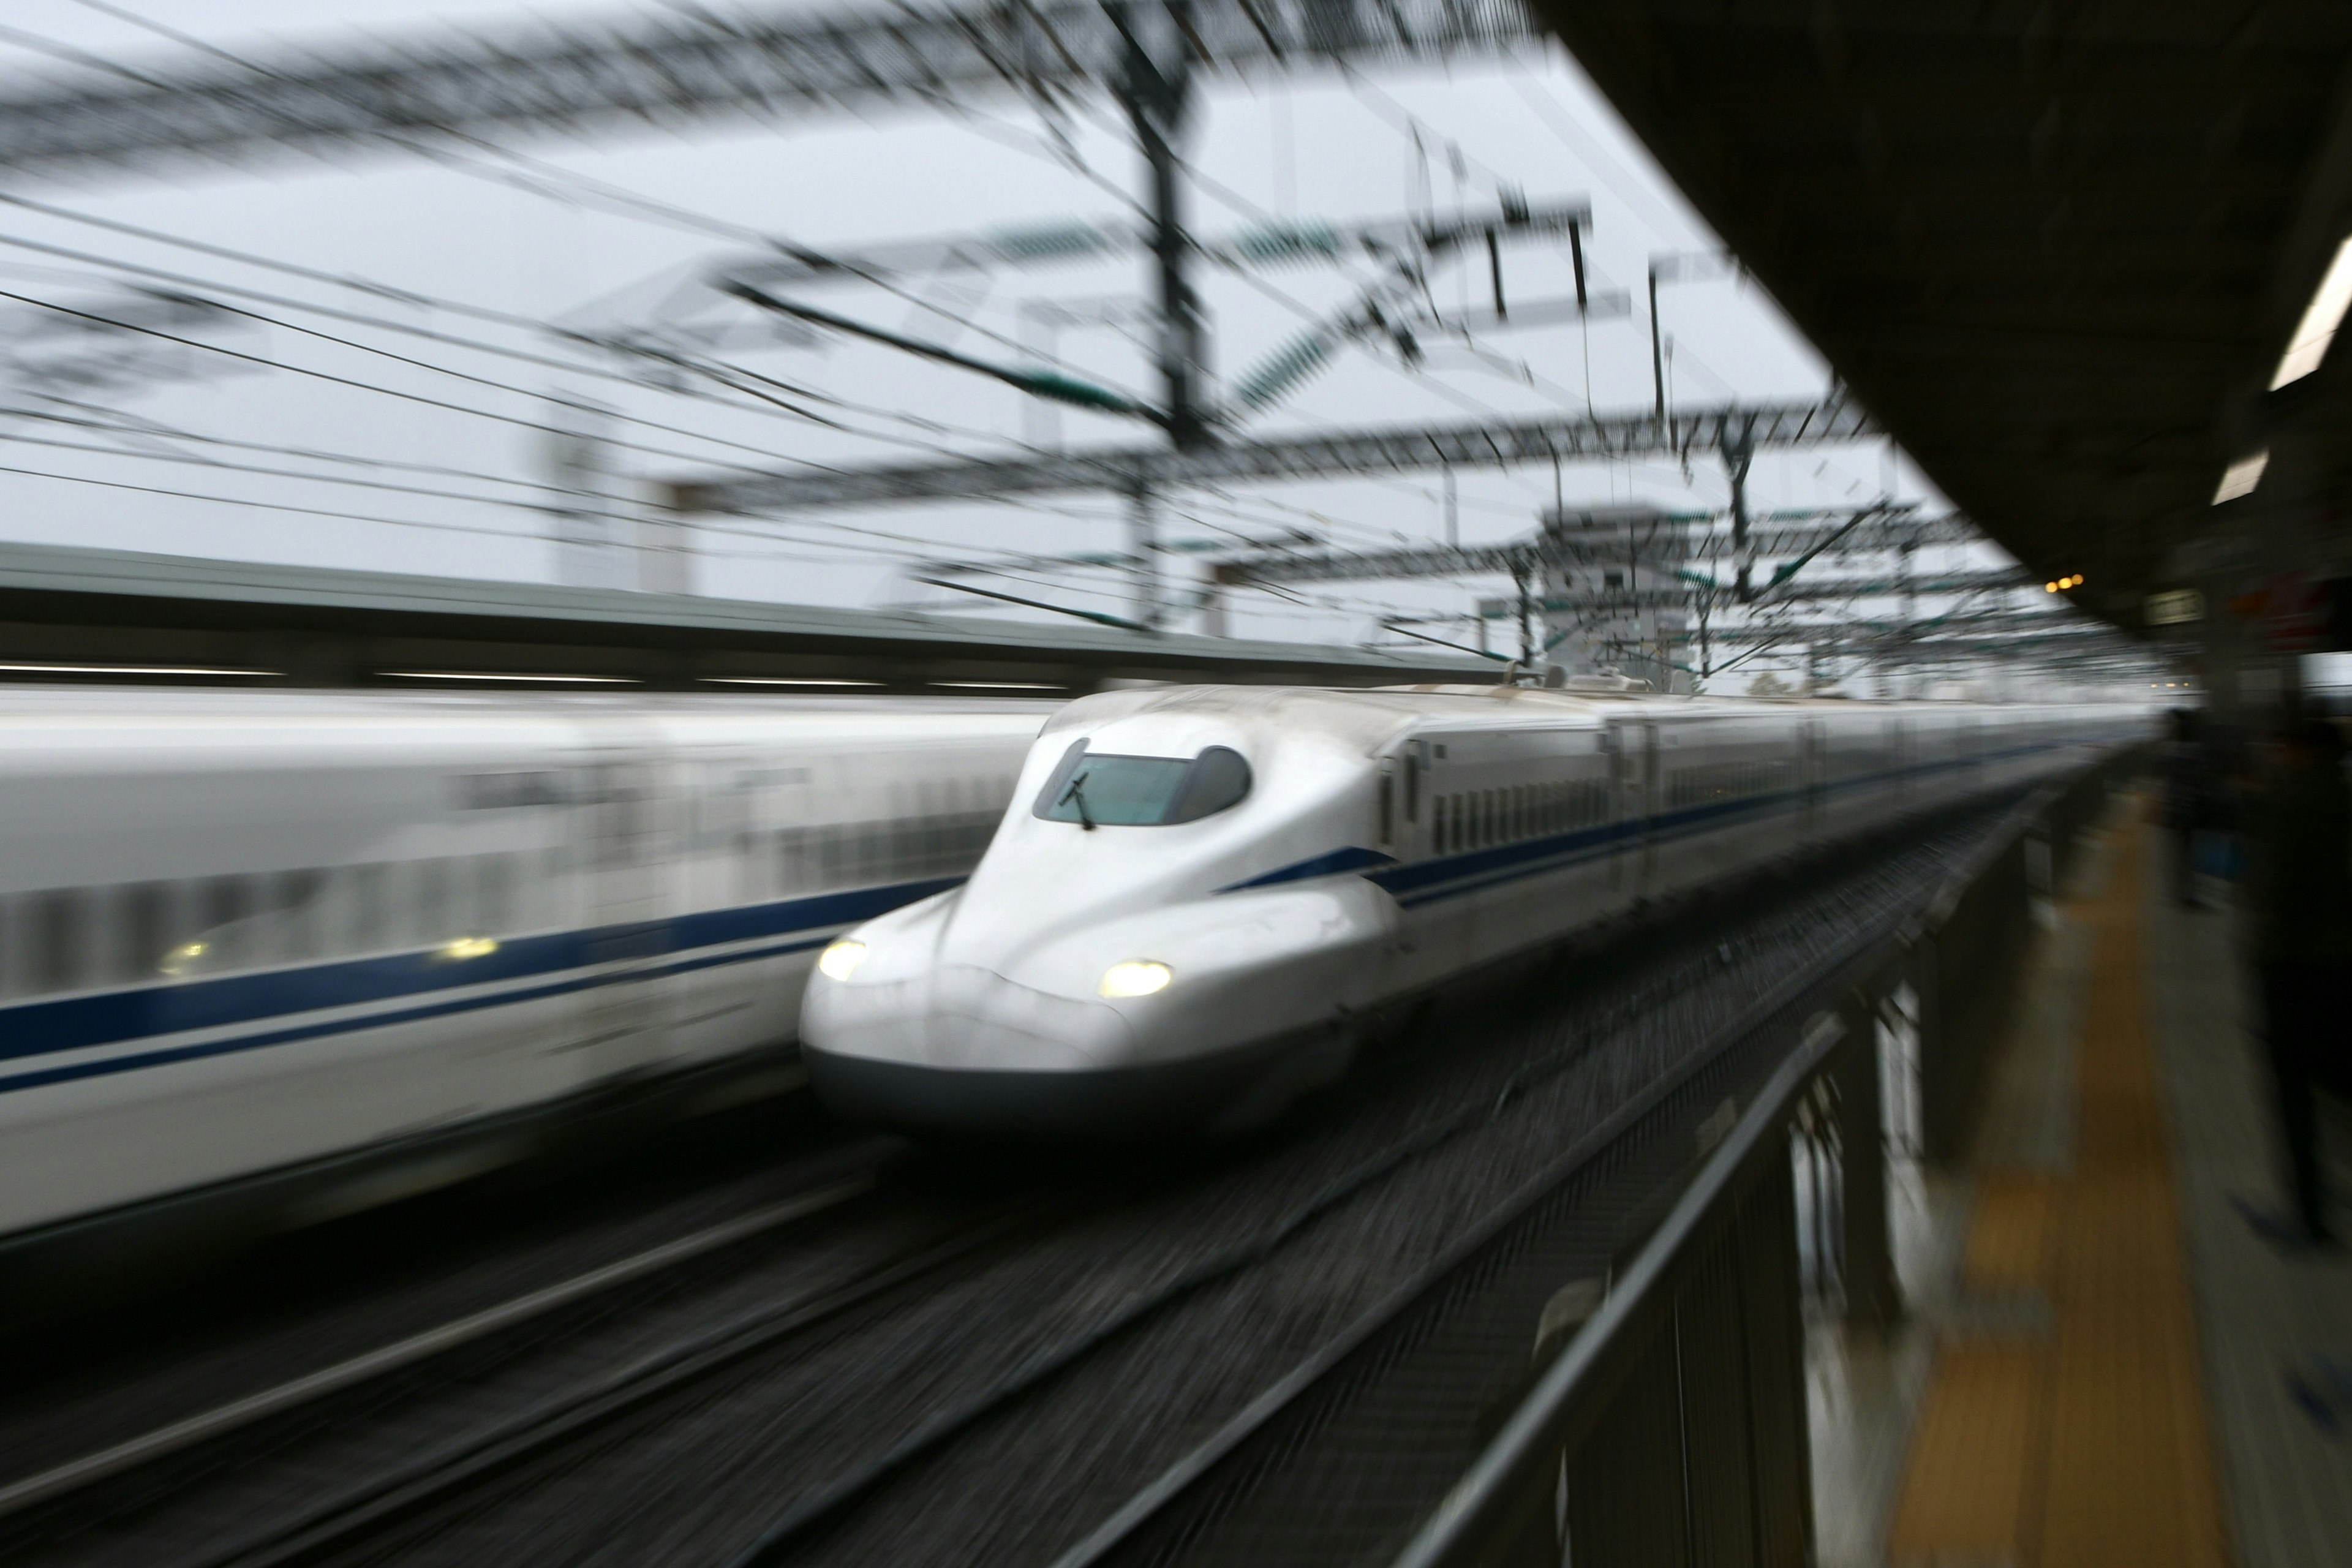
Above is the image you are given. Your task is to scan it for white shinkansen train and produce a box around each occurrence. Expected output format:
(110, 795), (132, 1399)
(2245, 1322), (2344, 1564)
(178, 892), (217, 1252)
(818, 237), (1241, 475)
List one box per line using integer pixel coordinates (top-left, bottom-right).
(0, 689), (1046, 1256)
(802, 685), (2149, 1136)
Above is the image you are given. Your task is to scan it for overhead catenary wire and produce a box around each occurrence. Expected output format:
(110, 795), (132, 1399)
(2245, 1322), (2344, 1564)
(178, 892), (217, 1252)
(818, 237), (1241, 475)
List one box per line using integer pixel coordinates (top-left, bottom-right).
(39, 1), (1060, 375)
(0, 13), (1864, 654)
(0, 450), (1202, 596)
(0, 9), (1163, 503)
(0, 284), (832, 478)
(0, 225), (1094, 473)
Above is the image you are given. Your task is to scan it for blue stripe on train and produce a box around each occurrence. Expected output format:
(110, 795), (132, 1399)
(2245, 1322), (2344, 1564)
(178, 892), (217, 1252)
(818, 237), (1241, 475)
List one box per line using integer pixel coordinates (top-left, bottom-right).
(0, 875), (964, 1074)
(1229, 734), (2087, 910)
(0, 933), (839, 1098)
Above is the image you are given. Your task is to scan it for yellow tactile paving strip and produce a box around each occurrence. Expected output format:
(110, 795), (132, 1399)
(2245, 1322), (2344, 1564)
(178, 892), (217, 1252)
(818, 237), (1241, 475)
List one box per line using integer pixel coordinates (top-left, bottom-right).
(1889, 817), (2231, 1568)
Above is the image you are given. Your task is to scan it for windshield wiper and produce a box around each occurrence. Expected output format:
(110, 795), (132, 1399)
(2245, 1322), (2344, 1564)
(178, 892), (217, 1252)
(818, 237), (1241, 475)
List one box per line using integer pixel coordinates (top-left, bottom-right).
(1059, 774), (1098, 831)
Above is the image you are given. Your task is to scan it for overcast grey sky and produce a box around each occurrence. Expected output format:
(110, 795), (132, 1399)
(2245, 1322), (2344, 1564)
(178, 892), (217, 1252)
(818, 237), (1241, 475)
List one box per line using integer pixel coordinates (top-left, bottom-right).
(0, 1), (1966, 652)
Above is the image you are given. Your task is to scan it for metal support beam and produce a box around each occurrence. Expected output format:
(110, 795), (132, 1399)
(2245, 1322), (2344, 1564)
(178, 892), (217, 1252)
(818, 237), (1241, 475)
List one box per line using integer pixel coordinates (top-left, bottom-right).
(0, 0), (1543, 181)
(670, 396), (1884, 514)
(1836, 982), (1904, 1332)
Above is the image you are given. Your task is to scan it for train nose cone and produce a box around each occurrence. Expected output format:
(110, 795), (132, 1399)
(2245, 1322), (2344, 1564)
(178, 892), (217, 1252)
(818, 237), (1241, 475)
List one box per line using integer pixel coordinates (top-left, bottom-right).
(802, 964), (1148, 1134)
(804, 963), (1136, 1068)
(925, 963), (1139, 1068)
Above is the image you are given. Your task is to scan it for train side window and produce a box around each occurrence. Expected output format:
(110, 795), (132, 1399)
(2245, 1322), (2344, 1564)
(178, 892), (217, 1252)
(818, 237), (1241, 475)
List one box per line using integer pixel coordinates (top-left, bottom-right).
(413, 859), (453, 946)
(350, 864), (388, 954)
(478, 855), (517, 935)
(31, 888), (88, 995)
(277, 870), (326, 963)
(118, 881), (170, 985)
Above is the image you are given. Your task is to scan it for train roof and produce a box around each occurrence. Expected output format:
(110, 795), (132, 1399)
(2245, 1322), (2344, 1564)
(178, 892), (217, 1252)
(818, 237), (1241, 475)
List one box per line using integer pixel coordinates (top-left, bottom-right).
(1042, 684), (2141, 756)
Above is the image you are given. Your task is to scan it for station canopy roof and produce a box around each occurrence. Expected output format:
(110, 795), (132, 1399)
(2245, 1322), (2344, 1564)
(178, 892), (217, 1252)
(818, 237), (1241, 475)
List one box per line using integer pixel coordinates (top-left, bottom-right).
(1537, 1), (2352, 630)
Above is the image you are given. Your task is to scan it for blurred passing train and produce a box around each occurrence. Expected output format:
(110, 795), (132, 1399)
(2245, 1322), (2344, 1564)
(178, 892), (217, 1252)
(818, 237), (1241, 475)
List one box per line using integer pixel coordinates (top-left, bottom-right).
(0, 688), (1044, 1256)
(802, 685), (2149, 1136)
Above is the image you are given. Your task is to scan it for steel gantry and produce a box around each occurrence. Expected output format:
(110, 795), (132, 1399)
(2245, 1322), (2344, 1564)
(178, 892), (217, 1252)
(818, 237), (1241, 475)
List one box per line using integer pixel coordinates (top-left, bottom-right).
(0, 0), (1542, 180)
(666, 396), (1884, 514)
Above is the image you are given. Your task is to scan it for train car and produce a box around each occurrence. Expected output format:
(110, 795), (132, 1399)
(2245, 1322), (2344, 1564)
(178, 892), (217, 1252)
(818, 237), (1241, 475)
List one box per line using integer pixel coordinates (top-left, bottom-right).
(0, 688), (1046, 1257)
(801, 684), (2149, 1135)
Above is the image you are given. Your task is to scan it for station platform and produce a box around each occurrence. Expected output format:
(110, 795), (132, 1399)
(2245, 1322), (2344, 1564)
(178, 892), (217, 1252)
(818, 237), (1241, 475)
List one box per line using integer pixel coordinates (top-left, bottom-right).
(1811, 798), (2352, 1568)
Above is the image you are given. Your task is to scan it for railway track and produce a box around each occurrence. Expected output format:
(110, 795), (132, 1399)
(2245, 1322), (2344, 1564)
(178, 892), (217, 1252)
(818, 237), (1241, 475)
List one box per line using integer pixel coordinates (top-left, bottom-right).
(13, 804), (2024, 1568)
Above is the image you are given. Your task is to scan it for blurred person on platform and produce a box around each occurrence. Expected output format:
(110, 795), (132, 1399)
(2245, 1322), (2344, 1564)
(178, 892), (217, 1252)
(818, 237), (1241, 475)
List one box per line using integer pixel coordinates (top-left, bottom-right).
(2160, 708), (2219, 907)
(2242, 715), (2352, 1248)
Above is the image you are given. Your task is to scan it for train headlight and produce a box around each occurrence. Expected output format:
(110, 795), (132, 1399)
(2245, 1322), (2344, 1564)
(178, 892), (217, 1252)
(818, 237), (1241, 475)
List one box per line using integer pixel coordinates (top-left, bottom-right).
(1099, 960), (1173, 998)
(818, 940), (870, 982)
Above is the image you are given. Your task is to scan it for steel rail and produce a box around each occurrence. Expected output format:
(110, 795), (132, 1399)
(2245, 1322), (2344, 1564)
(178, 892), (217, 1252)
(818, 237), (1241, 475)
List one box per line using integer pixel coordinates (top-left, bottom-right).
(0, 1165), (886, 1526)
(166, 1204), (1048, 1568)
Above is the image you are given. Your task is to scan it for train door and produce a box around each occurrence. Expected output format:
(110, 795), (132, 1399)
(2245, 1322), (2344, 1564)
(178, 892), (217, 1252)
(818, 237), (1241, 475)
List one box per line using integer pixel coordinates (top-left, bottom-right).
(575, 741), (677, 1083)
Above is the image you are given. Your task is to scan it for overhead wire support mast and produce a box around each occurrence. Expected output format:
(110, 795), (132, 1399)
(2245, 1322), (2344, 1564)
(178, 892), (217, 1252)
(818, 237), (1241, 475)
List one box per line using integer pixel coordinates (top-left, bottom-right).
(1113, 0), (1211, 631)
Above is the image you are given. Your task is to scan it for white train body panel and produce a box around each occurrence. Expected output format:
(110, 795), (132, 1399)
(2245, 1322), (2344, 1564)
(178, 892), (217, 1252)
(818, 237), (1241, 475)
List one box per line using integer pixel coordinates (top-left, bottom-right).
(801, 686), (2149, 1134)
(0, 690), (1044, 1241)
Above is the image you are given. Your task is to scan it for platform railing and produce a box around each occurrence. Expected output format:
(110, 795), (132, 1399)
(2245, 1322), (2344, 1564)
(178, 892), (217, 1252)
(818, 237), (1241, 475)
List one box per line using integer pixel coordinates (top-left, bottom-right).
(1390, 746), (2142, 1568)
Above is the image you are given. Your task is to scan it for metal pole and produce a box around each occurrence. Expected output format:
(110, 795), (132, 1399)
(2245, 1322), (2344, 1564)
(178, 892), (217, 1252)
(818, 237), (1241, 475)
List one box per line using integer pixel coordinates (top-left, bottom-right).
(1648, 265), (1665, 423)
(1129, 479), (1164, 631)
(1725, 414), (1756, 601)
(1120, 1), (1208, 454)
(1514, 557), (1535, 673)
(1836, 984), (1904, 1330)
(1444, 466), (1458, 548)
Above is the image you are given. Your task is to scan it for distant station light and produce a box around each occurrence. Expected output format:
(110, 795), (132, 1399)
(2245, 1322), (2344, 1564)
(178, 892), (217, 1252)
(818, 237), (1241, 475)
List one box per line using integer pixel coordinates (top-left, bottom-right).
(2272, 236), (2352, 389)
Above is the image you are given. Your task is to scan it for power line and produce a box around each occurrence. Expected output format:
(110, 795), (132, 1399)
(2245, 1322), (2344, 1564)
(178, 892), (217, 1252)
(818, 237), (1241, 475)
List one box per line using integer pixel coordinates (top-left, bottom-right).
(5, 11), (1082, 458)
(0, 456), (545, 536)
(1, 396), (566, 493)
(0, 224), (1080, 470)
(40, 1), (1052, 372)
(0, 284), (831, 477)
(0, 424), (595, 512)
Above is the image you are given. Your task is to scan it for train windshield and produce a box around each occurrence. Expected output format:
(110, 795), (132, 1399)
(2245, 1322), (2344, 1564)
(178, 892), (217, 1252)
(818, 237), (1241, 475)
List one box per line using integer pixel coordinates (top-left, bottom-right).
(1034, 742), (1252, 826)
